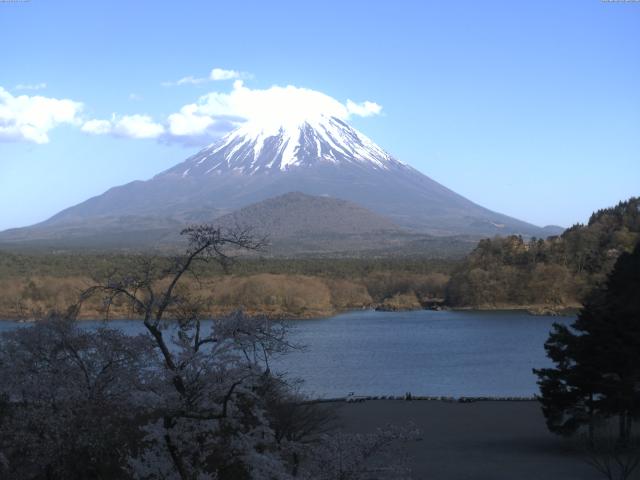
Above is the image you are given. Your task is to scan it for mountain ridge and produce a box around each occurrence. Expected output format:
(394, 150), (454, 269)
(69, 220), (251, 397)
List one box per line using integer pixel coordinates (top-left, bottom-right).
(0, 114), (563, 249)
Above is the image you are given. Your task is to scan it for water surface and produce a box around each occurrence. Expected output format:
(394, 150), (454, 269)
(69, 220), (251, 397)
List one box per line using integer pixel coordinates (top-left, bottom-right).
(0, 310), (572, 398)
(276, 309), (572, 398)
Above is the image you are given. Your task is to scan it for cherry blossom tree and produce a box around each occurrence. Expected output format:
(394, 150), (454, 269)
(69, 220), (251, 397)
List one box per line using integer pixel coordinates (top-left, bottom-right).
(0, 225), (419, 480)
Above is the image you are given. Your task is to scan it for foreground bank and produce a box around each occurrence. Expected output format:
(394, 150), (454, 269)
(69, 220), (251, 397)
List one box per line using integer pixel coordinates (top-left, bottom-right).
(337, 399), (600, 480)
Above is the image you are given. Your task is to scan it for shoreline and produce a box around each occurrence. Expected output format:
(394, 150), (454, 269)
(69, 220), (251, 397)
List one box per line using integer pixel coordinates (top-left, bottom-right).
(304, 396), (539, 404)
(450, 303), (580, 316)
(0, 303), (580, 322)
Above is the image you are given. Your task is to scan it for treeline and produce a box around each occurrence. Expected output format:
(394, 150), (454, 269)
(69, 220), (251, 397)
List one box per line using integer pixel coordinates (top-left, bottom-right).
(0, 254), (456, 319)
(0, 252), (456, 279)
(446, 197), (640, 309)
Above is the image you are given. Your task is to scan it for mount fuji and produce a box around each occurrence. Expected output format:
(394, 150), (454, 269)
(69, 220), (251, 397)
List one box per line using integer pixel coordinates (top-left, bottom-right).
(0, 114), (560, 250)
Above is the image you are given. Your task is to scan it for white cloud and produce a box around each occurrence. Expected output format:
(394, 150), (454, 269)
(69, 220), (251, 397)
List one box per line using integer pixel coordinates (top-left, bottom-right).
(81, 114), (164, 139)
(81, 118), (112, 135)
(346, 99), (383, 117)
(4, 77), (381, 147)
(80, 80), (382, 146)
(162, 76), (209, 87)
(167, 104), (215, 137)
(162, 67), (249, 87)
(115, 115), (164, 138)
(128, 93), (143, 101)
(209, 68), (241, 81)
(15, 83), (47, 91)
(164, 80), (383, 142)
(0, 87), (82, 144)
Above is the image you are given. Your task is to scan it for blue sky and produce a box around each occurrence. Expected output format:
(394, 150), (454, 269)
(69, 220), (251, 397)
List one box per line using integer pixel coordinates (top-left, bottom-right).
(1, 0), (638, 231)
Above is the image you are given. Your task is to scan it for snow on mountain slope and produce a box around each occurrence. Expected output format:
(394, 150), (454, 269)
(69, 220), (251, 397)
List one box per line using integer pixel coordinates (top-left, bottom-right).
(165, 114), (406, 176)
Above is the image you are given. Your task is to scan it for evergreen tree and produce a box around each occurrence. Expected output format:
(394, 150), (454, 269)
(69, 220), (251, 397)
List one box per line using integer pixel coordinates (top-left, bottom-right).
(534, 242), (640, 443)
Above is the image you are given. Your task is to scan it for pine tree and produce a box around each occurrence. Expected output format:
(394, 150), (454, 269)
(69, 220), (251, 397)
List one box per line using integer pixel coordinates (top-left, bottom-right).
(534, 242), (640, 444)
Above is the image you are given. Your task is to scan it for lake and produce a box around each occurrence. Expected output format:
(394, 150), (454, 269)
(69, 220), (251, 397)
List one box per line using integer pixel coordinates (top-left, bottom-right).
(0, 310), (572, 399)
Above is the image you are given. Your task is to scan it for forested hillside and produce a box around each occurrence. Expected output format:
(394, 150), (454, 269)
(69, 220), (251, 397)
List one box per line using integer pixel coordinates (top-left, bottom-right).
(446, 198), (640, 310)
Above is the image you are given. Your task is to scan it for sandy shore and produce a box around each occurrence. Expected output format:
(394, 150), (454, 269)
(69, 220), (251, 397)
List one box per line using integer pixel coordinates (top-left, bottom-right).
(335, 400), (601, 479)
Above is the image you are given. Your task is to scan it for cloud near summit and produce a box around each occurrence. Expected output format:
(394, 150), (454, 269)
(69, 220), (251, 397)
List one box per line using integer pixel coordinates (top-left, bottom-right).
(85, 81), (383, 145)
(0, 77), (382, 146)
(164, 80), (383, 143)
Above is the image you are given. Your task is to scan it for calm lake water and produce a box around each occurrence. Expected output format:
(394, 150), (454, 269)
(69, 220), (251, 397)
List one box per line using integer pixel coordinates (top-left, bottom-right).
(0, 310), (572, 398)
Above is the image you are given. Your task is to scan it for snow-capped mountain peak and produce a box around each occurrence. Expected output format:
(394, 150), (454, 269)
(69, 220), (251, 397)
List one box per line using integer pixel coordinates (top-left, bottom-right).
(6, 112), (554, 244)
(170, 114), (405, 177)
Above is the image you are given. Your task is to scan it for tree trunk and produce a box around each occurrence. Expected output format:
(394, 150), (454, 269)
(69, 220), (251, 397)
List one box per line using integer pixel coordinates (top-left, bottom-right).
(291, 451), (300, 477)
(588, 394), (595, 447)
(619, 412), (629, 446)
(164, 415), (190, 480)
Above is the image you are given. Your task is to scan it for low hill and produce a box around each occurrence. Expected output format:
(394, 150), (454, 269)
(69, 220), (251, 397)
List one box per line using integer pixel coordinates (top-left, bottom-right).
(215, 192), (399, 238)
(212, 192), (481, 256)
